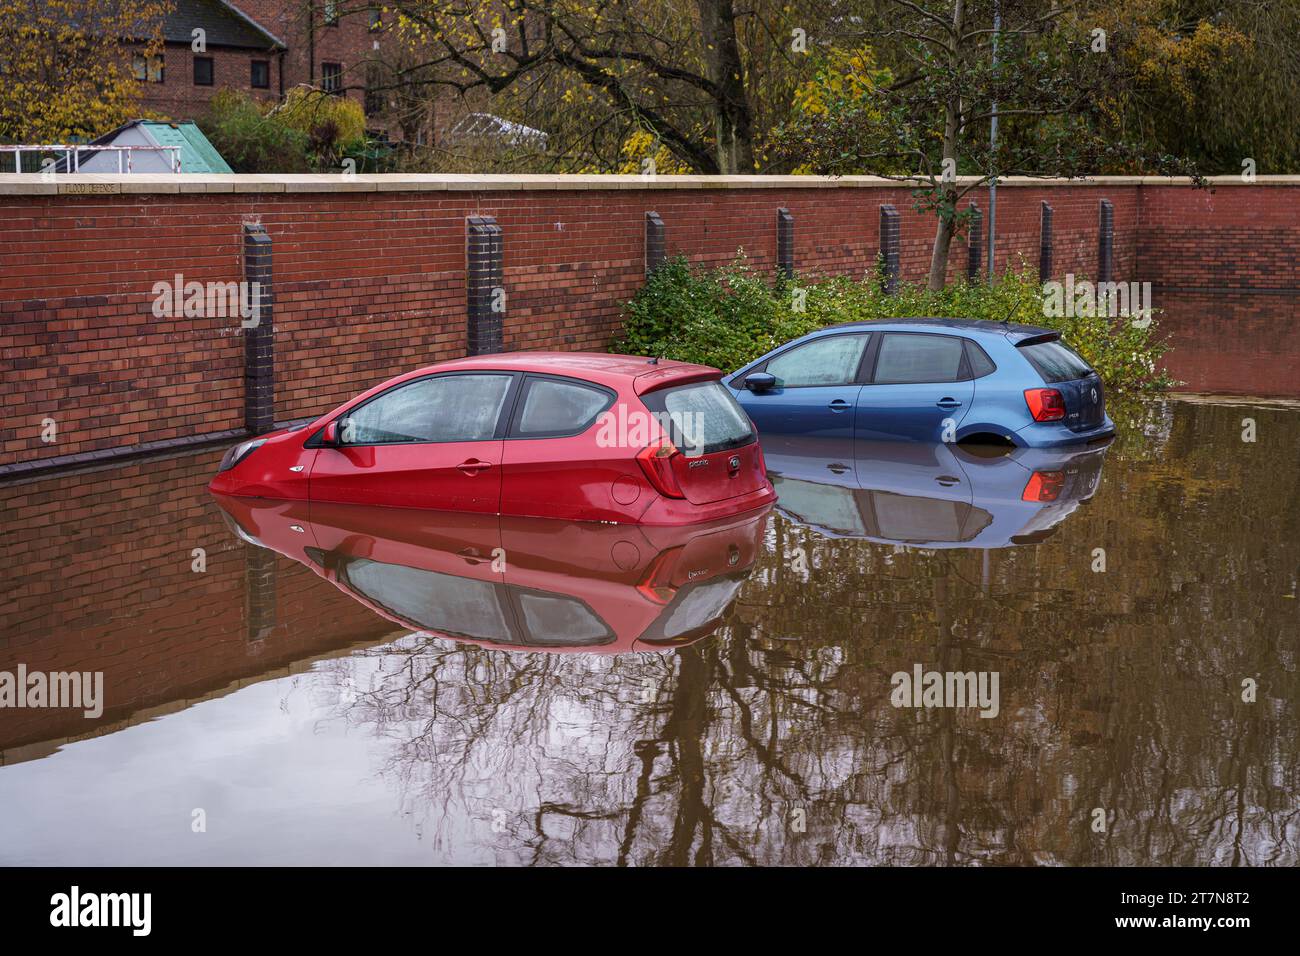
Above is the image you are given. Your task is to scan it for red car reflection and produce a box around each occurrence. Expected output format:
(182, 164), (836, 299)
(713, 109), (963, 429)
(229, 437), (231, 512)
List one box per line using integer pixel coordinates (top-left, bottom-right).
(214, 495), (771, 654)
(209, 353), (774, 525)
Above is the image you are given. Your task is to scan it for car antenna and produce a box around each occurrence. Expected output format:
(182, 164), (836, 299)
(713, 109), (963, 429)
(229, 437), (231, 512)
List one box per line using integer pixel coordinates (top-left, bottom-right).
(647, 356), (659, 364)
(997, 295), (1023, 330)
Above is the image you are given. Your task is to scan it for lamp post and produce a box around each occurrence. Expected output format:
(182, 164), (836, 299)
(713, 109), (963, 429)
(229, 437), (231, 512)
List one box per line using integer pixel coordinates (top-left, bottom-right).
(987, 0), (1001, 283)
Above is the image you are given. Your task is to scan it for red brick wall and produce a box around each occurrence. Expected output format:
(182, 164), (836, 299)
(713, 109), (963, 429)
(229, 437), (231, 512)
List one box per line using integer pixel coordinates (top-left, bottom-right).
(0, 178), (1295, 468)
(1138, 184), (1300, 292)
(0, 446), (397, 756)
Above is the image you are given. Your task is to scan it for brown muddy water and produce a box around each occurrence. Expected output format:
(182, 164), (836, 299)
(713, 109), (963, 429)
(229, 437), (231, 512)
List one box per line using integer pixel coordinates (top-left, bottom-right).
(1, 293), (1297, 866)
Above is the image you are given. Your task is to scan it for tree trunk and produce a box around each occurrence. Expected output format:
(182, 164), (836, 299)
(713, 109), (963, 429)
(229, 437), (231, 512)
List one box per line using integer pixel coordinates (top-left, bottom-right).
(926, 89), (962, 290)
(928, 0), (967, 291)
(927, 209), (957, 291)
(696, 0), (756, 174)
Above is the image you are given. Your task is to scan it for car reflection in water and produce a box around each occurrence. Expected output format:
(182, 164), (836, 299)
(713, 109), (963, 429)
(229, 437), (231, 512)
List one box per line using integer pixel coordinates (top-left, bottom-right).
(213, 495), (770, 653)
(762, 435), (1110, 548)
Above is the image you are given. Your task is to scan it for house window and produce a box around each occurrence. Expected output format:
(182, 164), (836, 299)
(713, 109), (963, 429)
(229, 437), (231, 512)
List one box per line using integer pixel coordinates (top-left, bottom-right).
(133, 54), (164, 83)
(321, 62), (343, 95)
(251, 60), (270, 89)
(364, 65), (384, 114)
(193, 56), (214, 86)
(324, 0), (338, 25)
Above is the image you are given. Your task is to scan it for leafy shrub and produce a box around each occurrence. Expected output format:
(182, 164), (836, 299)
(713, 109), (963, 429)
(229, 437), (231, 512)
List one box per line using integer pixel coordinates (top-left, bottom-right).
(271, 87), (367, 169)
(199, 89), (312, 172)
(613, 256), (1174, 391)
(200, 88), (370, 173)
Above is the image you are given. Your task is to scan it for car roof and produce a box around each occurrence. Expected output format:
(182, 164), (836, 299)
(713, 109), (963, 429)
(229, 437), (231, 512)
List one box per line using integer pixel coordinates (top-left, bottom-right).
(812, 317), (1058, 343)
(406, 351), (721, 392)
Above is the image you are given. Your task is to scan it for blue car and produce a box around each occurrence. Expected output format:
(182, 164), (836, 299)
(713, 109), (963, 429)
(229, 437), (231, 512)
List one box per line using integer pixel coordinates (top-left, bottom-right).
(726, 319), (1115, 447)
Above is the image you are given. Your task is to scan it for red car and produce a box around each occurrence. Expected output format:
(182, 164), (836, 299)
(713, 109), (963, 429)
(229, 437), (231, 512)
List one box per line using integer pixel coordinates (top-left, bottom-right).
(210, 352), (773, 525)
(214, 495), (771, 654)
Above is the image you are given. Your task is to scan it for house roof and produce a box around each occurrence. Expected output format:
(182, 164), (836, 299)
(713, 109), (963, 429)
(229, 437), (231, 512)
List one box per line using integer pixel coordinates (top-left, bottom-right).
(163, 0), (284, 50)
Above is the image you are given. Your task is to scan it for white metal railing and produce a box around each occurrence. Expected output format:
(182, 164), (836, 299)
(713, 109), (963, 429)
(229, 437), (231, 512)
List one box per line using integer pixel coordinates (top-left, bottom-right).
(0, 144), (182, 174)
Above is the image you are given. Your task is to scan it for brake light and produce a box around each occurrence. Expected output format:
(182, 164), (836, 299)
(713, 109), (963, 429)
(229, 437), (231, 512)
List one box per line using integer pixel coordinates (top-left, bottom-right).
(1022, 470), (1065, 502)
(1024, 388), (1066, 422)
(636, 437), (685, 499)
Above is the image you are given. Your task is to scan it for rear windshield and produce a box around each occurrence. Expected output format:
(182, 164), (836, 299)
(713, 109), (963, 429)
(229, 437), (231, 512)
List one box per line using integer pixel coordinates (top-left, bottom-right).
(1018, 339), (1094, 384)
(641, 381), (756, 457)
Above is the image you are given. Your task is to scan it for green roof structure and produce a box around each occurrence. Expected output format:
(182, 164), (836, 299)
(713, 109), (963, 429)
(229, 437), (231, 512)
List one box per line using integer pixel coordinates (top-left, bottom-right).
(76, 120), (234, 174)
(138, 121), (233, 173)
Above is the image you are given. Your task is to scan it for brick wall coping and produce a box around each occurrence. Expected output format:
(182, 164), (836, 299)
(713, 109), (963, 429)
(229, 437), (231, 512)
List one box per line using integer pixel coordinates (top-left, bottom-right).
(2, 173), (1297, 196)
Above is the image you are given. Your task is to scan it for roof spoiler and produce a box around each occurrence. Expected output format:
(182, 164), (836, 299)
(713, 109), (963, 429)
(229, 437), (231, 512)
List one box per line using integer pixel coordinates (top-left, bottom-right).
(1013, 331), (1062, 347)
(634, 367), (723, 395)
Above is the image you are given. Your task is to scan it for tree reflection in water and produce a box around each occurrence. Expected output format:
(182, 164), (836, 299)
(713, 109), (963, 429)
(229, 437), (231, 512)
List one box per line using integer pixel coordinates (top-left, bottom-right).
(314, 401), (1299, 865)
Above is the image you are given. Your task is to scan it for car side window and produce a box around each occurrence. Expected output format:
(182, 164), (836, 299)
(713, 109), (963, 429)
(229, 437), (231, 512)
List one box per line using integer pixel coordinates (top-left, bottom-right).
(340, 558), (513, 641)
(770, 477), (869, 535)
(873, 333), (965, 384)
(965, 339), (997, 378)
(342, 373), (512, 444)
(868, 492), (993, 544)
(765, 334), (868, 387)
(511, 376), (612, 437)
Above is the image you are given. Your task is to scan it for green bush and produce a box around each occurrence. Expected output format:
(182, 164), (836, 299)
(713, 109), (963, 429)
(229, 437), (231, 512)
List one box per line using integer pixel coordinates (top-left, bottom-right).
(200, 90), (312, 173)
(613, 256), (1175, 392)
(199, 88), (374, 173)
(271, 87), (367, 169)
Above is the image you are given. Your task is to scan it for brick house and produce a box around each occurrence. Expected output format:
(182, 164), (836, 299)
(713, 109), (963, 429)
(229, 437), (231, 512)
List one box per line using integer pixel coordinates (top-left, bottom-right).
(227, 1), (378, 110)
(132, 1), (386, 127)
(126, 1), (516, 154)
(228, 1), (463, 143)
(130, 0), (287, 119)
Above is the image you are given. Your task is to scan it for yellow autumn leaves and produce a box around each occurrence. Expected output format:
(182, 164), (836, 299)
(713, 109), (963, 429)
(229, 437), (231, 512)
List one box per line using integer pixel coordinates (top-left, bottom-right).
(0, 0), (168, 143)
(790, 47), (892, 119)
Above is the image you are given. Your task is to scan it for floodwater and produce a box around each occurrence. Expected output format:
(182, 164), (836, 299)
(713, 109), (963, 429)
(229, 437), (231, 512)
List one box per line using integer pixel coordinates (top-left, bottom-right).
(2, 392), (1296, 866)
(1155, 292), (1300, 399)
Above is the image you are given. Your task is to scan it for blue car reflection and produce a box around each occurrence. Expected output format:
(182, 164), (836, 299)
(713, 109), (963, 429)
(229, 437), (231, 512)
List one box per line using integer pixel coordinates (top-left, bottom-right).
(762, 434), (1110, 548)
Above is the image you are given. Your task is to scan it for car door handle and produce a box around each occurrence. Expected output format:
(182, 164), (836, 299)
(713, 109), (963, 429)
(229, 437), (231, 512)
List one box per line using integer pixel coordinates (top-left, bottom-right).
(936, 398), (963, 409)
(458, 547), (488, 565)
(828, 399), (852, 412)
(457, 459), (493, 475)
(935, 475), (961, 487)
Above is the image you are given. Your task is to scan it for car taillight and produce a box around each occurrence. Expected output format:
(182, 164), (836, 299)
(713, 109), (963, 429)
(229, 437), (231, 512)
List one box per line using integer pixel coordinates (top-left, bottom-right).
(1024, 388), (1066, 422)
(636, 437), (685, 499)
(1022, 470), (1065, 502)
(636, 547), (682, 604)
